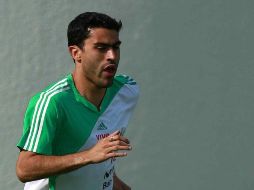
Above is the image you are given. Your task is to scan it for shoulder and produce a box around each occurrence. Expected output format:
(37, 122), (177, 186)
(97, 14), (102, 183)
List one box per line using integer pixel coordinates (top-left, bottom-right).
(114, 74), (139, 99)
(27, 76), (71, 111)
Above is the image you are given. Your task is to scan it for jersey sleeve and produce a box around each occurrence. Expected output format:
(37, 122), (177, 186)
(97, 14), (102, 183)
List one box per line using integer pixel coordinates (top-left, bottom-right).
(115, 74), (140, 102)
(17, 93), (60, 155)
(113, 75), (139, 137)
(114, 74), (140, 116)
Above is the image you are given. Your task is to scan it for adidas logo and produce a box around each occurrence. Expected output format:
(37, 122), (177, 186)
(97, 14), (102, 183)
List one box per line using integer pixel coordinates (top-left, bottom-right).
(97, 122), (108, 130)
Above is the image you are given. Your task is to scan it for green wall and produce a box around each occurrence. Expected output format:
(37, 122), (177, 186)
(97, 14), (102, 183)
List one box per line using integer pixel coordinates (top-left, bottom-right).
(1, 0), (254, 189)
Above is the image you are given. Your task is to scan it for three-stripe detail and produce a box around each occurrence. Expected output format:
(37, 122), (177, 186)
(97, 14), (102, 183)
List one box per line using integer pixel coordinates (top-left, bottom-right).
(120, 75), (137, 85)
(24, 78), (70, 152)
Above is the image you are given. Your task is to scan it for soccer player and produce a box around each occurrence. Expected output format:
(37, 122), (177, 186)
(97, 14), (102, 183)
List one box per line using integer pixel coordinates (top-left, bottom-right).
(16, 12), (139, 190)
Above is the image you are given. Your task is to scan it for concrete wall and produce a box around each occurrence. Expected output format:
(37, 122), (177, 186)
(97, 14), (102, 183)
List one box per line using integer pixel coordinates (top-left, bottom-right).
(1, 0), (254, 189)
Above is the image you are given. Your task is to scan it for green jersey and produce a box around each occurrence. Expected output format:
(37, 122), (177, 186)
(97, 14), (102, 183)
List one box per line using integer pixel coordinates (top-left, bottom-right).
(17, 74), (139, 190)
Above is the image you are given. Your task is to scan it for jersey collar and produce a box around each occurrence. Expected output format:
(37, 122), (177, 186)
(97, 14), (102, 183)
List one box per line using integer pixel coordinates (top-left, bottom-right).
(67, 74), (114, 113)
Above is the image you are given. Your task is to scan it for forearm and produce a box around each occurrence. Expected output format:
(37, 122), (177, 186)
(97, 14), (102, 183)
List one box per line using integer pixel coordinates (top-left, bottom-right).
(16, 131), (131, 183)
(16, 150), (91, 182)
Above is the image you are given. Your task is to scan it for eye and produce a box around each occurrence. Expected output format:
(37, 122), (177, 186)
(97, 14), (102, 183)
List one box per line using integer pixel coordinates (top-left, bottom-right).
(94, 43), (120, 52)
(112, 45), (120, 50)
(96, 46), (108, 51)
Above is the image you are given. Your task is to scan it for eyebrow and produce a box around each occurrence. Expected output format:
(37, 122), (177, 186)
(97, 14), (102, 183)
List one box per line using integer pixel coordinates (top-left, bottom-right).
(94, 41), (122, 47)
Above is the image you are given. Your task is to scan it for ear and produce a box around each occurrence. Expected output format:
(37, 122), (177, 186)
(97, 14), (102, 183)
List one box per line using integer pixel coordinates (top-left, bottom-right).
(68, 45), (82, 63)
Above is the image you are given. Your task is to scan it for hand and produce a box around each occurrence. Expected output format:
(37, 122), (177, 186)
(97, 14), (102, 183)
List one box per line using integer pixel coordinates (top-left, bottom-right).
(86, 131), (132, 164)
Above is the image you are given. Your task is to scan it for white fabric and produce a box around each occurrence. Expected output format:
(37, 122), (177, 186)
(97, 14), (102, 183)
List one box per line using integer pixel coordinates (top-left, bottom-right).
(24, 179), (49, 190)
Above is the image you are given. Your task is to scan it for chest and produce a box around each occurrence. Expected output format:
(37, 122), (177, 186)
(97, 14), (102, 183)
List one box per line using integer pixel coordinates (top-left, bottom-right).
(54, 96), (132, 154)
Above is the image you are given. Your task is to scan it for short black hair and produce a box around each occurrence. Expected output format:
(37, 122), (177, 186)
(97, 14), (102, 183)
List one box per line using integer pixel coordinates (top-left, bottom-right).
(67, 12), (122, 48)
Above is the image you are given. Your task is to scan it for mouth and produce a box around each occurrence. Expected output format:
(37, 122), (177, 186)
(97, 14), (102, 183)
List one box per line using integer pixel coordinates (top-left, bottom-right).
(102, 64), (117, 77)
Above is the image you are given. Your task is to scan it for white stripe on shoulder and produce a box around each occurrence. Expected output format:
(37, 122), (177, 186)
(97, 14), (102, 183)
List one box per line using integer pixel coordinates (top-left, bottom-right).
(46, 78), (68, 93)
(28, 82), (68, 151)
(33, 86), (70, 152)
(24, 92), (44, 149)
(24, 78), (68, 151)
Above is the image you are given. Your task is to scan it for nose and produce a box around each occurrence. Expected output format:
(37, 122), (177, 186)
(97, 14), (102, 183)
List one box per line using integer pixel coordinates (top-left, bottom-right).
(106, 49), (118, 62)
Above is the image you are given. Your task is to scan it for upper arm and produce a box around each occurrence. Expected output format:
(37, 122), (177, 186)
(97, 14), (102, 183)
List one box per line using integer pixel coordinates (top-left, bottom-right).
(17, 93), (60, 155)
(17, 150), (37, 167)
(16, 150), (39, 182)
(17, 149), (38, 162)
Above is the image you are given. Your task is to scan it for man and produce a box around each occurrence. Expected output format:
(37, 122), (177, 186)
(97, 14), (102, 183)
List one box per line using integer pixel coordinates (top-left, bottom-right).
(16, 12), (139, 190)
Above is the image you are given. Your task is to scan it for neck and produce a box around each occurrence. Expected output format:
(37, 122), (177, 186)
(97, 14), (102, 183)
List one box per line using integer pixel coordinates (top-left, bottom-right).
(72, 70), (106, 109)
